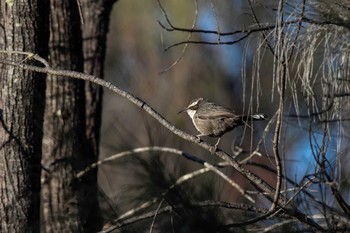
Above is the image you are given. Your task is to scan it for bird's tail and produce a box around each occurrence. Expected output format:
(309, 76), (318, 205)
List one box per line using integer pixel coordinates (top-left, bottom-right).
(241, 114), (268, 121)
(250, 114), (268, 120)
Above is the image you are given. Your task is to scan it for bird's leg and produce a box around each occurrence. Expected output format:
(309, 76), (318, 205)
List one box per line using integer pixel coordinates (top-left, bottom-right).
(213, 138), (221, 152)
(195, 134), (205, 143)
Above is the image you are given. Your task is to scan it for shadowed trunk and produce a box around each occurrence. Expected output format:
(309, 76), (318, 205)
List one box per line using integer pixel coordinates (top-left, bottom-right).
(80, 0), (118, 231)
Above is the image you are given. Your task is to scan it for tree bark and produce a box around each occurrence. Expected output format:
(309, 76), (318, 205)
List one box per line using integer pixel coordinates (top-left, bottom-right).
(41, 0), (86, 232)
(82, 0), (116, 161)
(0, 1), (49, 232)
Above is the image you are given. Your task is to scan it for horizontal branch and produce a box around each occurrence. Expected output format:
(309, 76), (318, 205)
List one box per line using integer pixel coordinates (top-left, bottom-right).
(158, 19), (281, 36)
(76, 146), (207, 178)
(194, 200), (268, 214)
(164, 35), (250, 51)
(159, 15), (349, 51)
(159, 16), (346, 37)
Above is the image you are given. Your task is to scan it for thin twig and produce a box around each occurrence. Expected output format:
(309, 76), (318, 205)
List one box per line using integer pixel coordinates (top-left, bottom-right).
(77, 145), (255, 203)
(75, 0), (85, 24)
(246, 0), (275, 56)
(164, 35), (251, 51)
(149, 199), (165, 233)
(157, 0), (198, 74)
(270, 0), (285, 214)
(76, 146), (206, 178)
(100, 206), (172, 233)
(287, 0), (305, 61)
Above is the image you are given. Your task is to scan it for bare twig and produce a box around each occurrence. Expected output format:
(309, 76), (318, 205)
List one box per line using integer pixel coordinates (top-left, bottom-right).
(158, 16), (302, 37)
(77, 145), (255, 203)
(261, 219), (296, 232)
(246, 0), (275, 56)
(75, 0), (84, 24)
(0, 50), (49, 67)
(149, 199), (165, 233)
(287, 0), (305, 61)
(270, 0), (285, 213)
(76, 146), (206, 178)
(163, 35), (251, 51)
(100, 206), (172, 233)
(193, 200), (268, 213)
(157, 0), (198, 74)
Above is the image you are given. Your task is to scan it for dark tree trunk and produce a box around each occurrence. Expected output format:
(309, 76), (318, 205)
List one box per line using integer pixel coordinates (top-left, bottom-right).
(41, 0), (86, 232)
(0, 1), (49, 232)
(80, 0), (117, 231)
(82, 0), (116, 159)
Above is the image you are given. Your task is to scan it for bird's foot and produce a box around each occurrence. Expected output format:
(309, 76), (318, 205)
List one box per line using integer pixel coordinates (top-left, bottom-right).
(195, 134), (206, 143)
(210, 145), (219, 154)
(195, 136), (201, 143)
(211, 138), (221, 153)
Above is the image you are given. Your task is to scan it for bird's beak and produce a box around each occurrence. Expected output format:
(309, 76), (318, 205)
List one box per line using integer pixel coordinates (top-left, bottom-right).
(177, 108), (188, 114)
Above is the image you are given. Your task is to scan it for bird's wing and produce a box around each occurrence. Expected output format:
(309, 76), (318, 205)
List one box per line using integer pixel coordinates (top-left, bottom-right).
(196, 104), (236, 119)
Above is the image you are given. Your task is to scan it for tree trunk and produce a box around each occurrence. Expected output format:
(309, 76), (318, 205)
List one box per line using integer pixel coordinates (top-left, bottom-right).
(41, 0), (86, 232)
(81, 1), (116, 164)
(0, 1), (49, 232)
(81, 0), (117, 231)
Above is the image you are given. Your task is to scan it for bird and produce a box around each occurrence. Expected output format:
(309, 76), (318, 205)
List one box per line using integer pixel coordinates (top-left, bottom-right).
(178, 97), (267, 150)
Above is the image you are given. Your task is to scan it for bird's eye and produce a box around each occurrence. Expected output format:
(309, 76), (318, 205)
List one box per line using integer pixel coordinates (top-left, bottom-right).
(189, 104), (198, 110)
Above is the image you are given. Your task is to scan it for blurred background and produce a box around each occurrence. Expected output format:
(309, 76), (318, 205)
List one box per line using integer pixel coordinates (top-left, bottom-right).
(101, 0), (271, 209)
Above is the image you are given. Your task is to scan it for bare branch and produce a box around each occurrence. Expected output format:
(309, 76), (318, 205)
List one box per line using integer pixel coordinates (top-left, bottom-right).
(100, 206), (172, 233)
(157, 0), (199, 74)
(77, 146), (255, 203)
(76, 146), (206, 178)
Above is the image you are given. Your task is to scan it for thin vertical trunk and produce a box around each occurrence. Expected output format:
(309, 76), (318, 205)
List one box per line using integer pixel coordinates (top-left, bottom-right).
(0, 1), (49, 232)
(82, 0), (116, 161)
(81, 0), (117, 231)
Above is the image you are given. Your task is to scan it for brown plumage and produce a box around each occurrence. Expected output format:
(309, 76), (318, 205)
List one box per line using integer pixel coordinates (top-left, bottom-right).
(179, 98), (267, 149)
